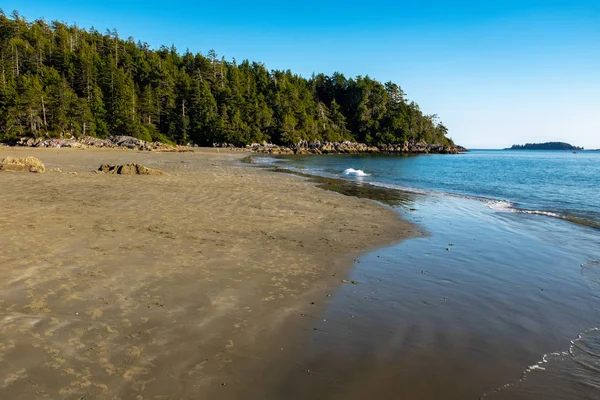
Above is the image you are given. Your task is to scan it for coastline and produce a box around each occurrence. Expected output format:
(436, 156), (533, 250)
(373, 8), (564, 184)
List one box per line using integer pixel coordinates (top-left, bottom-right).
(6, 134), (466, 155)
(0, 147), (418, 399)
(225, 140), (467, 155)
(249, 151), (600, 400)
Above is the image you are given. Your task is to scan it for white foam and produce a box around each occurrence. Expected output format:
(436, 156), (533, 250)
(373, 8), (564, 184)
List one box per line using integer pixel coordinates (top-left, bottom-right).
(526, 364), (546, 372)
(519, 209), (561, 218)
(343, 168), (368, 177)
(367, 181), (431, 195)
(251, 156), (279, 165)
(486, 200), (515, 211)
(485, 200), (565, 220)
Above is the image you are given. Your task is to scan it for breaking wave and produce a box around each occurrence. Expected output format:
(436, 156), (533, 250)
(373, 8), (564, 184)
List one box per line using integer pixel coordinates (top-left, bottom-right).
(343, 168), (368, 177)
(485, 200), (516, 211)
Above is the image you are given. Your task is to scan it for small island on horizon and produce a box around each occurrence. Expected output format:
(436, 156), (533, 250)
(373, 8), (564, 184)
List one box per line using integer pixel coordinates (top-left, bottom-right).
(506, 142), (584, 151)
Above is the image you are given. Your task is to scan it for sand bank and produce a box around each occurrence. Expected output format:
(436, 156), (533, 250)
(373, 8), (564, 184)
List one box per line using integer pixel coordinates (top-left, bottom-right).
(0, 147), (416, 399)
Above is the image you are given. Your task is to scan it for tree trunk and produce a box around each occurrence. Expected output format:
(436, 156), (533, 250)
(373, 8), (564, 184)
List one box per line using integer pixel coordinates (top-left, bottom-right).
(29, 109), (35, 135)
(41, 96), (47, 128)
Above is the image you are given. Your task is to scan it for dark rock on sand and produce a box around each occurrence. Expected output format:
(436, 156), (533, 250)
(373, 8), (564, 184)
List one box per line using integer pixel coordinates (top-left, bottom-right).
(98, 163), (165, 175)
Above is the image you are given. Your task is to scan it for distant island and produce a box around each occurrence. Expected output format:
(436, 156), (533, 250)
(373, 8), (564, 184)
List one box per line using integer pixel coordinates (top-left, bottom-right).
(507, 142), (584, 151)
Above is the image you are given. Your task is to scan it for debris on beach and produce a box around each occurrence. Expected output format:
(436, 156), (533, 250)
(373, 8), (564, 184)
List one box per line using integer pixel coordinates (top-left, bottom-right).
(97, 163), (165, 175)
(0, 156), (46, 173)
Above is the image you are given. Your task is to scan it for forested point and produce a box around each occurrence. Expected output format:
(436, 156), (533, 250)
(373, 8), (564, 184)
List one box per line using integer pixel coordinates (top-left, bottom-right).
(0, 10), (454, 147)
(507, 142), (583, 151)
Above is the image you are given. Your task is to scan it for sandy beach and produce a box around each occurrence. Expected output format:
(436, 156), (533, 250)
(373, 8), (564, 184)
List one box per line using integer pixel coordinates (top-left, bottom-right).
(0, 147), (416, 399)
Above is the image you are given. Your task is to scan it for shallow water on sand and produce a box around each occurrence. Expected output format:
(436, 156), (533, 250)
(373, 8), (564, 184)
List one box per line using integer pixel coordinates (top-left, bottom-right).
(258, 150), (600, 227)
(257, 154), (600, 399)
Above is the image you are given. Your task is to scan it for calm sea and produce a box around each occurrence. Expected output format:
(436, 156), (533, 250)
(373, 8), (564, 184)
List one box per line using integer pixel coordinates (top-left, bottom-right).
(254, 150), (600, 399)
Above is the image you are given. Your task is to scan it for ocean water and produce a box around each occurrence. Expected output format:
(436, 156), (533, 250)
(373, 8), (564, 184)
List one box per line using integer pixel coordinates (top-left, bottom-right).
(253, 150), (600, 399)
(257, 150), (600, 227)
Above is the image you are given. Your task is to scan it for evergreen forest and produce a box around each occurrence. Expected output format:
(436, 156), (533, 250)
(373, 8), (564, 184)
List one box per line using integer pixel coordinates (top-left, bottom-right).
(0, 11), (454, 146)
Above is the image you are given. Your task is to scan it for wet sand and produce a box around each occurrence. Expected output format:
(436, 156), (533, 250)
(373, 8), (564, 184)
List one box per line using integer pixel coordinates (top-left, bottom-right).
(0, 147), (416, 399)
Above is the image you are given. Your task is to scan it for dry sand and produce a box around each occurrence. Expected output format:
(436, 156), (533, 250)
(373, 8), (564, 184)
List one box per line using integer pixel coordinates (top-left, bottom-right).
(0, 147), (416, 399)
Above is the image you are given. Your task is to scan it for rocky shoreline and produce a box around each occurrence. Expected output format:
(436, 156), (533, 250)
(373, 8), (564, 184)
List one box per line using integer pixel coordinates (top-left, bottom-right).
(11, 135), (184, 152)
(219, 140), (467, 155)
(10, 135), (467, 155)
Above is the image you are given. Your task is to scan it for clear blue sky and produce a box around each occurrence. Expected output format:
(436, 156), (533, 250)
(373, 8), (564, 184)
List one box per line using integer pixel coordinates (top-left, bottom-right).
(6, 1), (600, 148)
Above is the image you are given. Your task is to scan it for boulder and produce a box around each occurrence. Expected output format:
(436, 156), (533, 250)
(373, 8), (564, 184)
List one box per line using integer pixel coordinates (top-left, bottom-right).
(0, 156), (46, 173)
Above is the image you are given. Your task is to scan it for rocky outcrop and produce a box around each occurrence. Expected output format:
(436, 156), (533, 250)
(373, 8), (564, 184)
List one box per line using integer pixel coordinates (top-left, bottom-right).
(377, 141), (466, 154)
(98, 163), (165, 175)
(0, 156), (46, 173)
(242, 140), (466, 155)
(110, 135), (154, 151)
(14, 135), (179, 152)
(241, 143), (294, 155)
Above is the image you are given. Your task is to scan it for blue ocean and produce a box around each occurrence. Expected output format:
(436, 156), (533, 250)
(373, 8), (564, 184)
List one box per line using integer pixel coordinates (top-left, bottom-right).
(259, 150), (600, 227)
(255, 150), (600, 399)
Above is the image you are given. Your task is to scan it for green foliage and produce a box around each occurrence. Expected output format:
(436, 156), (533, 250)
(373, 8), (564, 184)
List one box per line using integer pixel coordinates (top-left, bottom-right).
(0, 11), (453, 146)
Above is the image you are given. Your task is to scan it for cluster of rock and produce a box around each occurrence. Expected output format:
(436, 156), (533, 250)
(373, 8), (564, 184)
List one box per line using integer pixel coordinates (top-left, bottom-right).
(0, 156), (46, 173)
(98, 163), (165, 175)
(14, 135), (178, 152)
(0, 155), (166, 176)
(243, 143), (294, 155)
(377, 142), (467, 154)
(242, 140), (466, 155)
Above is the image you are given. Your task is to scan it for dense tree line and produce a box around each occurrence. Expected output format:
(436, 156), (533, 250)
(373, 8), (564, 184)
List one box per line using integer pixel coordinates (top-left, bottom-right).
(0, 11), (453, 146)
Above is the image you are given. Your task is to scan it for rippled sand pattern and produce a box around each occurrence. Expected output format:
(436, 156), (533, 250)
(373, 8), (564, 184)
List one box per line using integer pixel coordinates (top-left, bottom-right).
(0, 147), (414, 399)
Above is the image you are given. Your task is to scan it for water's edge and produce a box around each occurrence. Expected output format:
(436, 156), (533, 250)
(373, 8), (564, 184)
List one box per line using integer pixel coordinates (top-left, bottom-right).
(244, 153), (600, 400)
